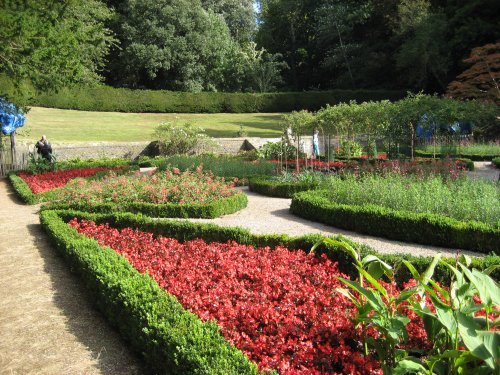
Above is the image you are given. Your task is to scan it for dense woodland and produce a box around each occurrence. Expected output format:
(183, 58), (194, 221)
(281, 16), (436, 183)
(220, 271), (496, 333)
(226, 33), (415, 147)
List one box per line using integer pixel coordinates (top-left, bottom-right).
(1, 0), (499, 98)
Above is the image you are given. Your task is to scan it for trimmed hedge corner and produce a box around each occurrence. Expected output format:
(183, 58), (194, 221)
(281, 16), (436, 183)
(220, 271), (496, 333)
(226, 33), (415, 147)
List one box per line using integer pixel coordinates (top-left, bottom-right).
(46, 191), (248, 218)
(40, 209), (261, 375)
(290, 190), (500, 255)
(8, 172), (61, 204)
(248, 176), (320, 198)
(493, 157), (500, 169)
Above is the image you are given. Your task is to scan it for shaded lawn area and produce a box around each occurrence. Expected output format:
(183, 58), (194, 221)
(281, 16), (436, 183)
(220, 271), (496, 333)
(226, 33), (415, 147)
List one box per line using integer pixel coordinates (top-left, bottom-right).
(20, 107), (284, 143)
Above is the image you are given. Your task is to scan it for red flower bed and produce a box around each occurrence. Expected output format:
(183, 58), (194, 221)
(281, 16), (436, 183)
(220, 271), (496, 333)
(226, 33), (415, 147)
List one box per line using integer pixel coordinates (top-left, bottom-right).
(18, 167), (125, 194)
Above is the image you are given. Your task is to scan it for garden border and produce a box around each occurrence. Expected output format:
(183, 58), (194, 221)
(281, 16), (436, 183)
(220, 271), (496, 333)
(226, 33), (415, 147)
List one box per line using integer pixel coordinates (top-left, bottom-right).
(248, 176), (319, 198)
(290, 190), (500, 255)
(40, 209), (261, 375)
(46, 192), (248, 219)
(40, 209), (500, 372)
(415, 150), (499, 161)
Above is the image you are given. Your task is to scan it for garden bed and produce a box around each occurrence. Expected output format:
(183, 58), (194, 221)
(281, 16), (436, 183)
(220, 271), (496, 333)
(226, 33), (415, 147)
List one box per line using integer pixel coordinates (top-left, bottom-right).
(41, 209), (500, 374)
(9, 165), (130, 204)
(290, 190), (500, 255)
(47, 167), (248, 218)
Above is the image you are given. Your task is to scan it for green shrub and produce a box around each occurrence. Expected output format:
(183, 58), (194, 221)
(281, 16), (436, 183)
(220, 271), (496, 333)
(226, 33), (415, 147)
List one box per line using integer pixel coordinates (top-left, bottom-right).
(47, 191), (248, 219)
(40, 209), (261, 375)
(493, 157), (500, 169)
(248, 175), (322, 198)
(290, 190), (500, 255)
(154, 121), (215, 155)
(25, 85), (406, 113)
(256, 141), (302, 160)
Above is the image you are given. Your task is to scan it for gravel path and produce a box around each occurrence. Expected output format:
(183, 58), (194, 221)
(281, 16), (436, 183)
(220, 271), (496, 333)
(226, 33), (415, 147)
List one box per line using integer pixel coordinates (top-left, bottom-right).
(183, 187), (485, 258)
(467, 161), (499, 182)
(0, 178), (146, 375)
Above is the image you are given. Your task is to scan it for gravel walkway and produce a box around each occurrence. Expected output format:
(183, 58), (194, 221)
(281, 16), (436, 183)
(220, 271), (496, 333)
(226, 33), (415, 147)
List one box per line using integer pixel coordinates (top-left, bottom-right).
(467, 161), (499, 181)
(0, 178), (146, 375)
(184, 187), (485, 258)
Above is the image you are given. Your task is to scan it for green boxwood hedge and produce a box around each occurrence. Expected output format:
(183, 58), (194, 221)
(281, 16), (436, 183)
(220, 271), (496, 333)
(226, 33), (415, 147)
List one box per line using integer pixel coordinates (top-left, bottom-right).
(40, 209), (261, 375)
(40, 209), (500, 371)
(248, 176), (320, 198)
(290, 190), (500, 255)
(415, 150), (499, 161)
(46, 191), (248, 218)
(8, 159), (135, 205)
(29, 86), (406, 113)
(493, 157), (500, 169)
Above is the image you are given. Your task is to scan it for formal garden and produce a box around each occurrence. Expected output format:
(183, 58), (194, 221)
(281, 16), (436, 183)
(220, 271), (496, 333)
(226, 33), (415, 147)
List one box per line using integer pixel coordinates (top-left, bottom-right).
(4, 91), (499, 373)
(1, 1), (500, 374)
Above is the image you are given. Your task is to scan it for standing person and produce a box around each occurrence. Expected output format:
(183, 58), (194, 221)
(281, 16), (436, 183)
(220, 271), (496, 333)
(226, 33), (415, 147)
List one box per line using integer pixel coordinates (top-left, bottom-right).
(313, 128), (320, 158)
(35, 135), (53, 162)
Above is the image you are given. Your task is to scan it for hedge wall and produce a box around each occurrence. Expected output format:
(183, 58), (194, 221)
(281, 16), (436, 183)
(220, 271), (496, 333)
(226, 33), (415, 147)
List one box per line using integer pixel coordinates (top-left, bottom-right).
(415, 150), (499, 161)
(46, 191), (248, 219)
(248, 176), (320, 198)
(40, 209), (261, 375)
(29, 86), (406, 113)
(290, 190), (500, 255)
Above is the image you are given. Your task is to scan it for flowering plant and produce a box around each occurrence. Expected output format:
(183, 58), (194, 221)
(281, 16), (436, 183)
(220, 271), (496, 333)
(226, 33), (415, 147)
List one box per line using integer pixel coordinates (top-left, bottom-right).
(17, 167), (124, 194)
(60, 166), (240, 207)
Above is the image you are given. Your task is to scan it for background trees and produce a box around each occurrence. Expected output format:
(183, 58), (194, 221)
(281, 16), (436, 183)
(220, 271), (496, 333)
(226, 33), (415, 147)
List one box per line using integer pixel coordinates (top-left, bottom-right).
(1, 0), (498, 95)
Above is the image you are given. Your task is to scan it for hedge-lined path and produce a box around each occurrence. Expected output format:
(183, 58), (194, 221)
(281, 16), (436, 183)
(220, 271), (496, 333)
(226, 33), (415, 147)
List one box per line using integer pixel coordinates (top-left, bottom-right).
(184, 187), (483, 258)
(0, 178), (147, 375)
(467, 161), (500, 181)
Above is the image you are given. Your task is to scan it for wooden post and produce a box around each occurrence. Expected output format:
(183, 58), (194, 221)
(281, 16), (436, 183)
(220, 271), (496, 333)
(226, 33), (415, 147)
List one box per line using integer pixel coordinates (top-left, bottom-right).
(10, 130), (16, 165)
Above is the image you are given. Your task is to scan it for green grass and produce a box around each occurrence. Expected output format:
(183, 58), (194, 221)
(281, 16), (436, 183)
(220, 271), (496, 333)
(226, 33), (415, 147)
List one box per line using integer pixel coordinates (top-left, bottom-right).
(324, 174), (500, 228)
(19, 107), (284, 143)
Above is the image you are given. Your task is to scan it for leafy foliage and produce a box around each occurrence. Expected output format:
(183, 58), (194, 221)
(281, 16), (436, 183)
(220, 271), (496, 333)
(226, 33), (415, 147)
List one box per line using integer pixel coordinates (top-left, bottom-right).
(154, 121), (215, 155)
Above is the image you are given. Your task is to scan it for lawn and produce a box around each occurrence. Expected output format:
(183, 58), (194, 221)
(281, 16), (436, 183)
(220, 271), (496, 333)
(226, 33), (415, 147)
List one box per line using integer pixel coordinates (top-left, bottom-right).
(19, 107), (284, 143)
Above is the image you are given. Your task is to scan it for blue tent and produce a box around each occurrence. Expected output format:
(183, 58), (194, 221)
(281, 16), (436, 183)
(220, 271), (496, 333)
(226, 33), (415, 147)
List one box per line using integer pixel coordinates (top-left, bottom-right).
(0, 98), (25, 136)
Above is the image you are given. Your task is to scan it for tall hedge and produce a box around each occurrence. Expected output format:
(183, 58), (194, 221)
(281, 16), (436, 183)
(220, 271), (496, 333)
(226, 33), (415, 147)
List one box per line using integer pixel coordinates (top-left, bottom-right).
(29, 86), (406, 113)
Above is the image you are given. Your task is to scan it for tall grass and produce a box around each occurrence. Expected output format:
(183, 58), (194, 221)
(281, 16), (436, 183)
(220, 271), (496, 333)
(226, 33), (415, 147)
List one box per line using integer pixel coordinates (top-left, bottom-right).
(324, 174), (500, 228)
(141, 155), (275, 178)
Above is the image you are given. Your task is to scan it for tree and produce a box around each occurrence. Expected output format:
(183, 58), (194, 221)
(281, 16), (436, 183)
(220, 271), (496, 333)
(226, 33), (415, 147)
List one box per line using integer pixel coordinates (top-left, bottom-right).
(107, 0), (242, 92)
(241, 43), (287, 92)
(201, 0), (256, 44)
(0, 0), (115, 94)
(395, 1), (450, 91)
(446, 43), (500, 105)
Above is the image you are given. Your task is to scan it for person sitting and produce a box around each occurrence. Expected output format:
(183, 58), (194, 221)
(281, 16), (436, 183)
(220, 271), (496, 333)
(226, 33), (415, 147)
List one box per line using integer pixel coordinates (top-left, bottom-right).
(35, 135), (53, 162)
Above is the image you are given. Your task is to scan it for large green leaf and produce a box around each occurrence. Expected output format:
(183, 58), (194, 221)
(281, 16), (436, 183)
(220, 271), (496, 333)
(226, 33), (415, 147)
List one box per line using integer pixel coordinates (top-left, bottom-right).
(392, 358), (428, 375)
(337, 276), (386, 311)
(457, 312), (497, 369)
(357, 265), (389, 300)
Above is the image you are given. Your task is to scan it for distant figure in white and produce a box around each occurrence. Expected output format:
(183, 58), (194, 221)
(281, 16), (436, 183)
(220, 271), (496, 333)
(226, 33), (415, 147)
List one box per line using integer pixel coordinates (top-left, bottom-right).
(313, 128), (320, 158)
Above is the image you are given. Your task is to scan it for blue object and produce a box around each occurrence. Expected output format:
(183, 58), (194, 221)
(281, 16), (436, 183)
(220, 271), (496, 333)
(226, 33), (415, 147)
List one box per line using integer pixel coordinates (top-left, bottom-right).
(0, 97), (25, 136)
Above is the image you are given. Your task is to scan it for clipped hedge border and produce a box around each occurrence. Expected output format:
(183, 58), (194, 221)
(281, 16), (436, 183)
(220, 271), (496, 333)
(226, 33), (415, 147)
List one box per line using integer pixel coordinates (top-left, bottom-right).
(493, 157), (500, 169)
(8, 172), (62, 204)
(415, 150), (499, 161)
(28, 85), (406, 113)
(248, 176), (320, 198)
(46, 191), (248, 219)
(290, 190), (500, 255)
(8, 160), (135, 205)
(40, 209), (261, 375)
(44, 209), (500, 291)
